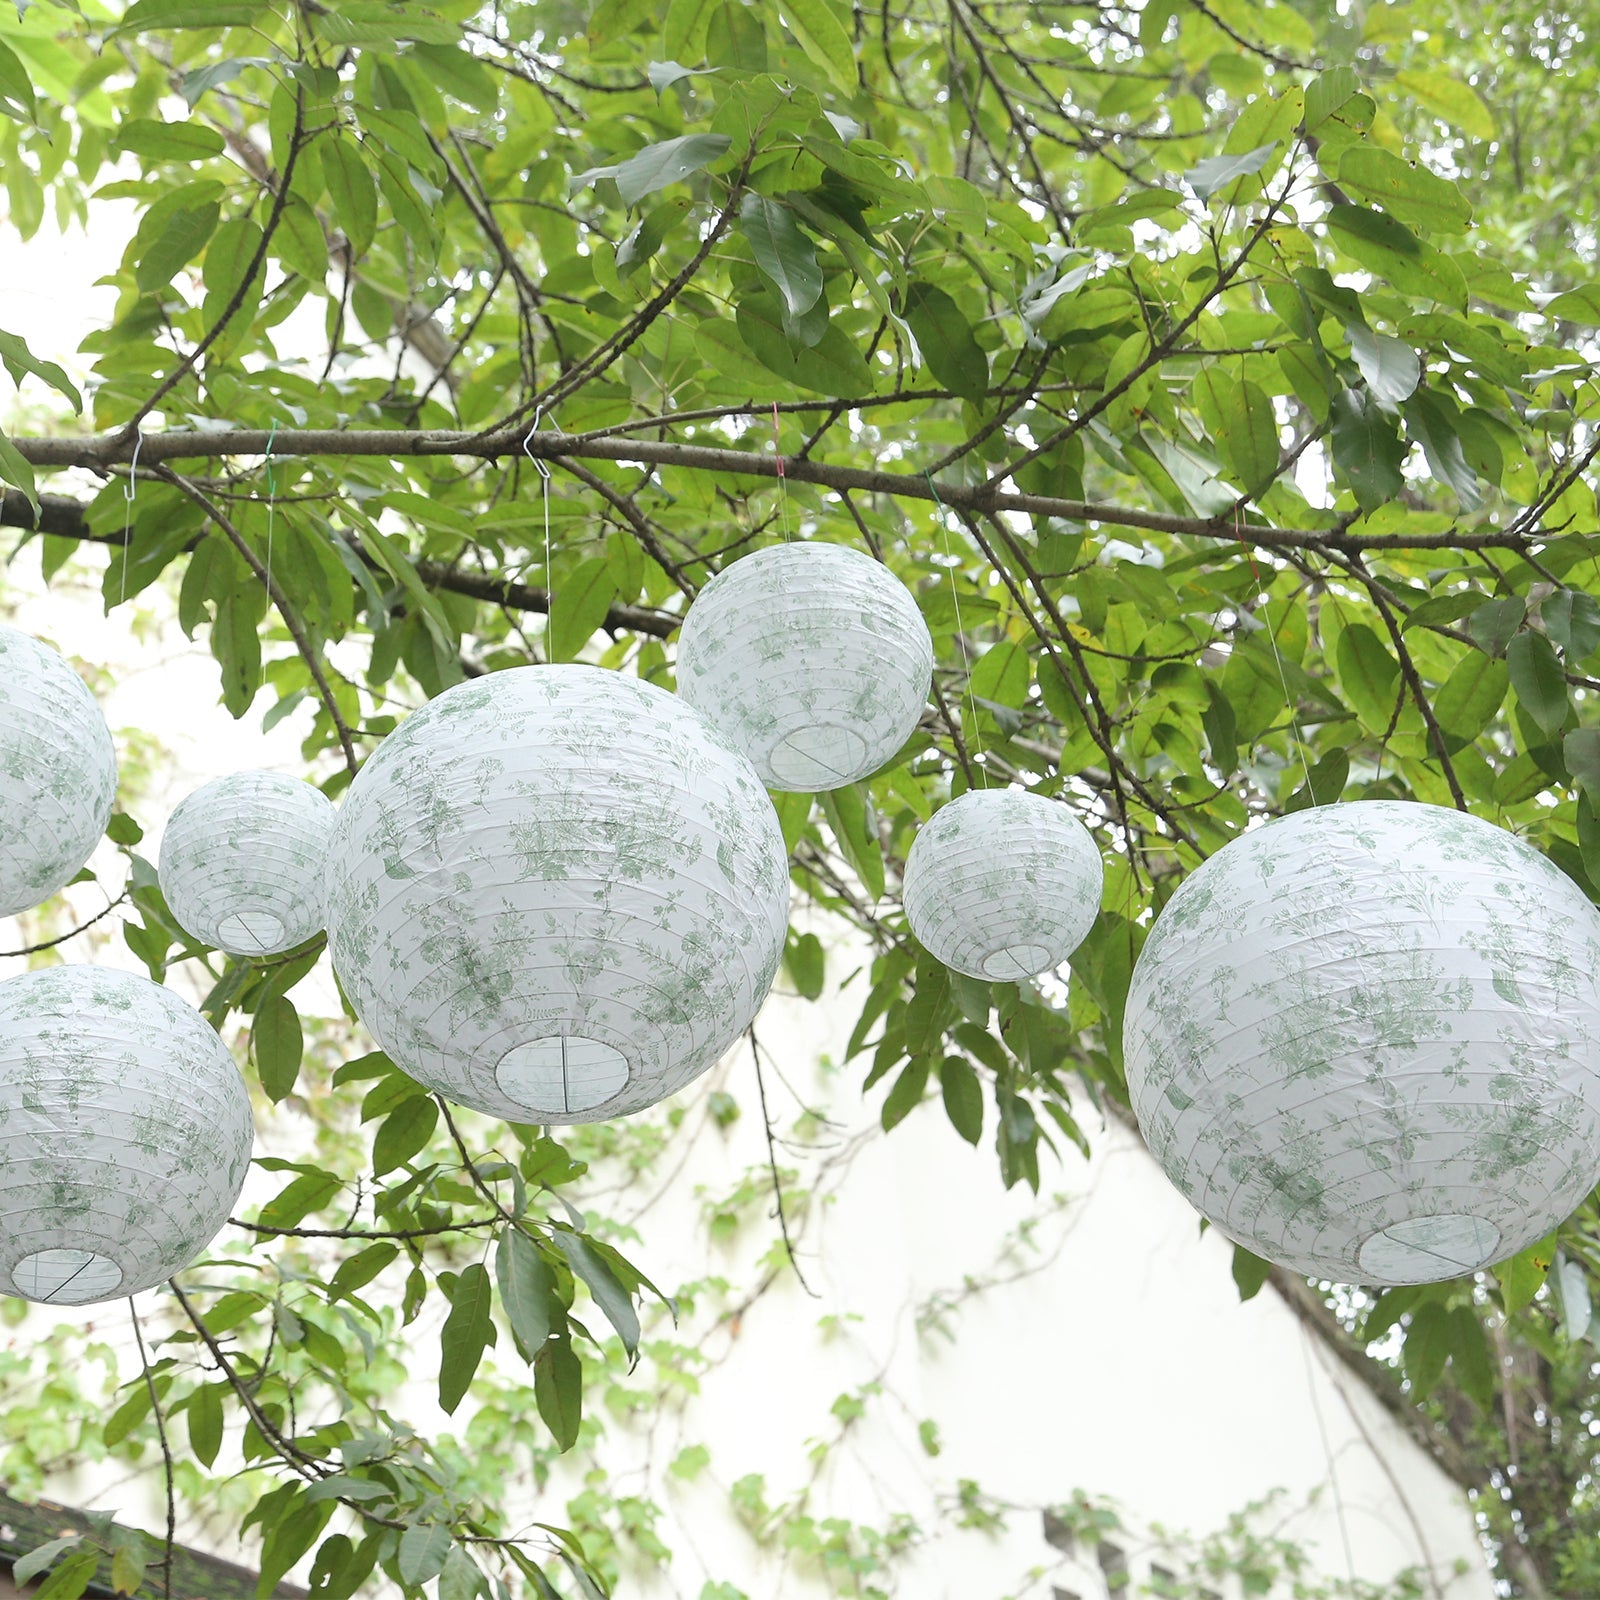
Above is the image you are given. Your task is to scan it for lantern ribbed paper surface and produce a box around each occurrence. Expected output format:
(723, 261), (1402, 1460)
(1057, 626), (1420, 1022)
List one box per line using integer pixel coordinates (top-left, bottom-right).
(1124, 801), (1600, 1286)
(676, 543), (933, 792)
(160, 771), (335, 956)
(0, 965), (253, 1305)
(324, 666), (790, 1123)
(902, 789), (1103, 980)
(0, 626), (117, 918)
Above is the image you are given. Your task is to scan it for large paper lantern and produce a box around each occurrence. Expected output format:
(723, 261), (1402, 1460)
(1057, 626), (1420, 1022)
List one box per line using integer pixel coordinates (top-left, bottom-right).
(160, 771), (335, 956)
(0, 625), (117, 918)
(324, 666), (790, 1123)
(902, 789), (1103, 980)
(0, 965), (253, 1305)
(676, 543), (933, 792)
(1125, 801), (1600, 1286)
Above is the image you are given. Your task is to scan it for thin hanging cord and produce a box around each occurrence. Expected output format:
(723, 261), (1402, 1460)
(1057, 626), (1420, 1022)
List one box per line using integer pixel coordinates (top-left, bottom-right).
(118, 426), (144, 609)
(262, 419), (278, 690)
(924, 470), (986, 775)
(770, 401), (791, 541)
(1237, 507), (1314, 798)
(523, 409), (555, 661)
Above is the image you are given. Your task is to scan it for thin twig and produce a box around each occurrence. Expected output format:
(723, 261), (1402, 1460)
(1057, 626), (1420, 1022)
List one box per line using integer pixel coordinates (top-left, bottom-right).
(128, 1299), (176, 1600)
(750, 1028), (817, 1297)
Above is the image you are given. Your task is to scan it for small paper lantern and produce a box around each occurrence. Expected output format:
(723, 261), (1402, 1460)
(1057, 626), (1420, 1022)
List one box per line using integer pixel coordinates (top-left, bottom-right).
(0, 965), (253, 1305)
(160, 771), (335, 956)
(324, 665), (790, 1123)
(676, 543), (933, 792)
(902, 789), (1103, 980)
(1124, 801), (1600, 1286)
(0, 625), (117, 918)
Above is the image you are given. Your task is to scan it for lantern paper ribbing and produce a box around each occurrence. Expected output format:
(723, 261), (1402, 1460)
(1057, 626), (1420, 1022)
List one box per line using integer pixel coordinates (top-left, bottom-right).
(0, 625), (117, 918)
(1124, 801), (1600, 1286)
(676, 543), (933, 792)
(902, 789), (1103, 980)
(0, 965), (253, 1305)
(324, 666), (790, 1123)
(160, 771), (336, 956)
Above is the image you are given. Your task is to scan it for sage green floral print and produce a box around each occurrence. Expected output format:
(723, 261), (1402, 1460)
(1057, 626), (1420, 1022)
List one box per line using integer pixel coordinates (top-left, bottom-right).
(1124, 801), (1600, 1286)
(0, 625), (117, 919)
(0, 965), (253, 1305)
(676, 542), (933, 793)
(324, 666), (790, 1124)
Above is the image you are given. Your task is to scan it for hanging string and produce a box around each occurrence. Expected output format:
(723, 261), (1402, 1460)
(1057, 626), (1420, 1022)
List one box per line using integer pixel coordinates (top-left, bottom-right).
(924, 470), (986, 777)
(1237, 505), (1315, 799)
(118, 426), (144, 609)
(770, 401), (791, 541)
(258, 420), (280, 692)
(523, 408), (555, 663)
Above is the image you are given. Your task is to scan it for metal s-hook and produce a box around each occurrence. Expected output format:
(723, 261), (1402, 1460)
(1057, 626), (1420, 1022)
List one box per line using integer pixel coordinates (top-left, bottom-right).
(117, 425), (145, 608)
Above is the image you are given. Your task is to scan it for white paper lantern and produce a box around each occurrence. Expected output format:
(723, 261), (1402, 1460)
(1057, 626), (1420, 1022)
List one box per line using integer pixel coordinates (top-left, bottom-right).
(160, 771), (335, 956)
(902, 789), (1103, 980)
(324, 665), (790, 1123)
(1125, 800), (1600, 1286)
(0, 625), (117, 918)
(0, 965), (253, 1305)
(676, 542), (933, 792)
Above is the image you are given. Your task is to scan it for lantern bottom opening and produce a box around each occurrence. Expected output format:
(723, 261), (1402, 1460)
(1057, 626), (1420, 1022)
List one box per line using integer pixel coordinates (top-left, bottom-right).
(979, 942), (1056, 981)
(495, 1034), (631, 1117)
(767, 724), (870, 790)
(216, 909), (287, 953)
(1356, 1212), (1502, 1283)
(11, 1247), (124, 1304)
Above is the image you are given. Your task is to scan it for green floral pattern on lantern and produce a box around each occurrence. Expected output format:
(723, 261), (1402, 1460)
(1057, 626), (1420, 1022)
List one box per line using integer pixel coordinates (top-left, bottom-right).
(0, 625), (118, 919)
(1123, 801), (1600, 1287)
(324, 666), (790, 1124)
(676, 542), (933, 793)
(160, 770), (336, 956)
(902, 788), (1103, 980)
(0, 965), (253, 1305)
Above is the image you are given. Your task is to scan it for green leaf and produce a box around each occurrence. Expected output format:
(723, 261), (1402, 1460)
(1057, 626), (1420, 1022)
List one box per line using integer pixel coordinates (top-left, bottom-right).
(32, 1550), (99, 1600)
(1214, 375), (1279, 489)
(1184, 144), (1276, 202)
(1403, 388), (1481, 508)
(1304, 64), (1360, 130)
(135, 200), (220, 292)
(398, 1524), (453, 1586)
(1495, 1232), (1557, 1315)
(573, 133), (732, 207)
(663, 0), (717, 61)
(0, 428), (37, 511)
(1337, 146), (1472, 234)
(253, 995), (303, 1103)
(881, 1054), (930, 1130)
(1349, 325), (1420, 409)
(904, 281), (987, 404)
(120, 0), (264, 26)
(739, 193), (822, 318)
(1329, 387), (1407, 509)
(187, 1380), (224, 1467)
(115, 117), (226, 162)
(1567, 729), (1600, 805)
(495, 1228), (555, 1363)
(1323, 205), (1467, 309)
(1544, 590), (1600, 661)
(0, 327), (83, 412)
(785, 930), (825, 999)
(372, 1095), (439, 1176)
(938, 1055), (982, 1145)
(103, 1382), (153, 1447)
(549, 557), (619, 662)
(535, 1333), (583, 1449)
(0, 36), (37, 125)
(1507, 630), (1568, 737)
(438, 1261), (495, 1414)
(327, 1241), (399, 1302)
(1466, 596), (1526, 657)
(14, 1538), (83, 1588)
(1231, 1245), (1272, 1301)
(275, 196), (329, 282)
(819, 783), (886, 898)
(1335, 621), (1400, 732)
(1396, 68), (1495, 140)
(258, 1169), (342, 1231)
(553, 1231), (640, 1357)
(1433, 653), (1507, 750)
(781, 0), (856, 91)
(734, 290), (873, 397)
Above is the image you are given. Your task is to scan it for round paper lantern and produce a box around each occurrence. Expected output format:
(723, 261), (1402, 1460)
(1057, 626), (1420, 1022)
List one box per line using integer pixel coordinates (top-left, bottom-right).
(160, 771), (336, 956)
(1124, 801), (1600, 1286)
(0, 625), (117, 918)
(0, 965), (253, 1305)
(902, 789), (1103, 980)
(324, 665), (790, 1123)
(675, 543), (933, 792)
